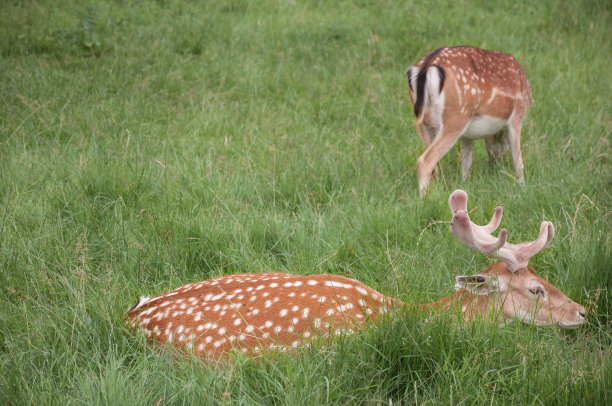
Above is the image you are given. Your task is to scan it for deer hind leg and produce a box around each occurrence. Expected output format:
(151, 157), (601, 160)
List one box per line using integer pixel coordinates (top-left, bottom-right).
(507, 115), (525, 183)
(416, 121), (439, 179)
(460, 139), (473, 181)
(416, 120), (468, 197)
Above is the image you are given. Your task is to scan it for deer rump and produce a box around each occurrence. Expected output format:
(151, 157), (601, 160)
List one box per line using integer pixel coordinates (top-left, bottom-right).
(409, 63), (508, 139)
(409, 47), (446, 119)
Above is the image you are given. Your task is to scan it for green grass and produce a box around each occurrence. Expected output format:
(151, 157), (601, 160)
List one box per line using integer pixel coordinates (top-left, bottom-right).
(1, 0), (610, 404)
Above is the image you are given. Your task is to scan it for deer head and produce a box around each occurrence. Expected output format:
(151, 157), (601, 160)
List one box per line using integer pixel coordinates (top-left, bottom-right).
(449, 190), (586, 328)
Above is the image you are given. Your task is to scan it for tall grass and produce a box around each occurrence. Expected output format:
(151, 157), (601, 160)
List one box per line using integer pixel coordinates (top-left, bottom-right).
(1, 0), (610, 404)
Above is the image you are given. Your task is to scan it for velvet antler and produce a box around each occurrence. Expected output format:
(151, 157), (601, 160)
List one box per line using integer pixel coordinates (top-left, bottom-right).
(449, 190), (554, 271)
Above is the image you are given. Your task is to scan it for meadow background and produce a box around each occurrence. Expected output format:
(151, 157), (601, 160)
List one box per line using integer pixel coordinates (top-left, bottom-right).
(1, 0), (610, 404)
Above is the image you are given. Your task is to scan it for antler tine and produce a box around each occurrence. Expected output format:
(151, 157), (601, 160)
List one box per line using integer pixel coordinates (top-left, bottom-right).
(515, 221), (554, 258)
(483, 206), (503, 234)
(494, 221), (555, 272)
(451, 211), (507, 256)
(448, 191), (557, 272)
(449, 190), (502, 234)
(449, 190), (468, 214)
(545, 222), (555, 248)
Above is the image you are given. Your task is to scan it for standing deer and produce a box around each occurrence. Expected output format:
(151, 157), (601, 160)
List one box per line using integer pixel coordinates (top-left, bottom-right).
(406, 46), (533, 197)
(126, 191), (585, 360)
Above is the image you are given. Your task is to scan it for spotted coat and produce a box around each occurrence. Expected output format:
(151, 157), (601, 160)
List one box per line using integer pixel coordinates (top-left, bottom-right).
(126, 273), (396, 359)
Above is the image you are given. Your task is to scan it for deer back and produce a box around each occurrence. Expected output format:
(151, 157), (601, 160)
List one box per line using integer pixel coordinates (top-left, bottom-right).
(408, 46), (532, 122)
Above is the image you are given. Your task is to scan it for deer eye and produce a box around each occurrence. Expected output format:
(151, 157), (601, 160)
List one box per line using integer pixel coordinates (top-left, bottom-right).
(528, 286), (546, 297)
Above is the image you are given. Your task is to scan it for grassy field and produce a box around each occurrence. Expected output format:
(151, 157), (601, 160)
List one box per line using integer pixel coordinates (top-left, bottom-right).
(1, 0), (610, 404)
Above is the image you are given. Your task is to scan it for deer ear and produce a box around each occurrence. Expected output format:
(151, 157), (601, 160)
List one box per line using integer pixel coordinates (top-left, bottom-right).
(455, 274), (501, 295)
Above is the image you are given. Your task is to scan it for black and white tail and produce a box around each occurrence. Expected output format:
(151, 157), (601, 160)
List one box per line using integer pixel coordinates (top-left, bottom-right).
(407, 48), (446, 118)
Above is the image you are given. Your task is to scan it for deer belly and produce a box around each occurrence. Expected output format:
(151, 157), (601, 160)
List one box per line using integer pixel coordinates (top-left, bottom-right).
(462, 115), (506, 139)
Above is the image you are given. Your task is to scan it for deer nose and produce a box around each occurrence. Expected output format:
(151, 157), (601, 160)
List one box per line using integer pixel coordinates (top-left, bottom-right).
(578, 308), (586, 319)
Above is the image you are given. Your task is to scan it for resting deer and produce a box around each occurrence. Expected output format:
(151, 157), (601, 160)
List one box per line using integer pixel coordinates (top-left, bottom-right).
(126, 191), (585, 360)
(406, 46), (533, 197)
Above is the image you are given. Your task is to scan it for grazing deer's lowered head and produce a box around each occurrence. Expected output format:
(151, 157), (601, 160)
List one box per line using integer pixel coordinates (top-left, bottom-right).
(406, 46), (533, 197)
(126, 191), (585, 360)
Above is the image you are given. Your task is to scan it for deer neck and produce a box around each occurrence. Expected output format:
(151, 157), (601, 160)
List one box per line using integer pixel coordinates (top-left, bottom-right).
(418, 289), (471, 312)
(406, 289), (502, 322)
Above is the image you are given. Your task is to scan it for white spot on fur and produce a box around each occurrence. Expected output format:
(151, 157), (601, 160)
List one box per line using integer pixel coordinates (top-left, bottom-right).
(325, 281), (353, 289)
